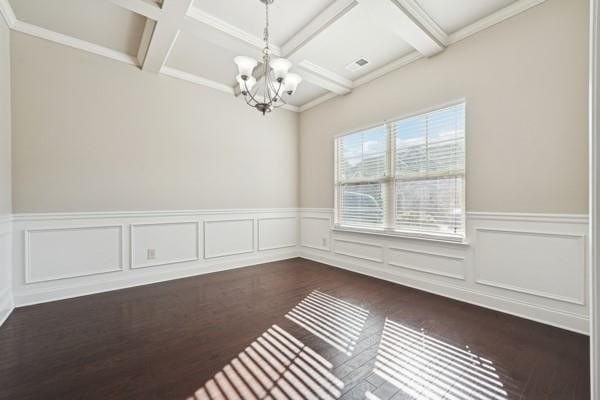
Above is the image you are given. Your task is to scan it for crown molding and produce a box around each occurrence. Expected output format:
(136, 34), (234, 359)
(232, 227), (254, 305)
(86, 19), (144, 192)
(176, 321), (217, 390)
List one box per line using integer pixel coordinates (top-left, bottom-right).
(281, 0), (358, 58)
(186, 7), (281, 56)
(110, 0), (162, 21)
(160, 66), (235, 95)
(12, 20), (138, 66)
(298, 92), (339, 113)
(447, 0), (547, 44)
(0, 0), (17, 28)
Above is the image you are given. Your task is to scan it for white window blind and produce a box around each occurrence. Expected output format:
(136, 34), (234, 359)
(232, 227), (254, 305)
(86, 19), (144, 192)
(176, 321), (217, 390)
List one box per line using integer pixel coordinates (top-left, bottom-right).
(335, 125), (388, 227)
(393, 103), (465, 237)
(335, 102), (466, 240)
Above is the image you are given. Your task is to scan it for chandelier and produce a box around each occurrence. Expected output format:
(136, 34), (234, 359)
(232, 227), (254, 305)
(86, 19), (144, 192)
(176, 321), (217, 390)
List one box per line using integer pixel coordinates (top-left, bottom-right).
(233, 0), (302, 115)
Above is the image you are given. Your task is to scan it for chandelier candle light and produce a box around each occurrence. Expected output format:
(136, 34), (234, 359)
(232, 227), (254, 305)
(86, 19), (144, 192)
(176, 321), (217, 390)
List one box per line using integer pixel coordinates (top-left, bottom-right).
(234, 0), (302, 115)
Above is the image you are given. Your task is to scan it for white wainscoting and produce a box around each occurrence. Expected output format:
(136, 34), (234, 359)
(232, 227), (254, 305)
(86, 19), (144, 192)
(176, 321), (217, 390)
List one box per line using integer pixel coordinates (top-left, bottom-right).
(299, 209), (590, 334)
(6, 208), (591, 335)
(0, 216), (13, 328)
(258, 217), (298, 251)
(11, 209), (299, 306)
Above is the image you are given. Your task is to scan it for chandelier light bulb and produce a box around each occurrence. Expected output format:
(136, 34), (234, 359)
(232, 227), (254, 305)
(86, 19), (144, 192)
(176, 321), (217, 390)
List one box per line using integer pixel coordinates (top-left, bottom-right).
(234, 56), (258, 79)
(284, 73), (302, 95)
(270, 58), (292, 82)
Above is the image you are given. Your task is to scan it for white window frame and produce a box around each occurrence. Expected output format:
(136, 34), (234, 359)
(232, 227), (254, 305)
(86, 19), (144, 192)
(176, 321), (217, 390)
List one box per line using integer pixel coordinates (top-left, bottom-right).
(334, 100), (467, 244)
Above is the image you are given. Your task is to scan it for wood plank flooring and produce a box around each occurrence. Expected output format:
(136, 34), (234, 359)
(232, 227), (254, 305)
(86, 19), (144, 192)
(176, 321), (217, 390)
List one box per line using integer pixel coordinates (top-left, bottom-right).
(0, 258), (590, 400)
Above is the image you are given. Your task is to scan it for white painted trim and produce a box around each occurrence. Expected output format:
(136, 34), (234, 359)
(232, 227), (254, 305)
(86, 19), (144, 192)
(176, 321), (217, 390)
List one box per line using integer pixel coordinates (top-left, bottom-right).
(352, 51), (423, 88)
(257, 216), (298, 251)
(300, 249), (589, 334)
(0, 288), (14, 328)
(141, 0), (193, 73)
(298, 60), (353, 89)
(12, 208), (301, 221)
(281, 0), (358, 57)
(333, 238), (384, 263)
(298, 92), (338, 112)
(387, 0), (445, 57)
(447, 0), (547, 44)
(129, 221), (201, 269)
(202, 218), (255, 259)
(110, 0), (162, 21)
(590, 0), (599, 395)
(388, 246), (466, 280)
(296, 63), (353, 95)
(24, 225), (126, 284)
(390, 0), (448, 46)
(14, 252), (298, 307)
(160, 66), (235, 95)
(186, 7), (281, 56)
(467, 212), (588, 224)
(0, 0), (16, 28)
(11, 21), (138, 66)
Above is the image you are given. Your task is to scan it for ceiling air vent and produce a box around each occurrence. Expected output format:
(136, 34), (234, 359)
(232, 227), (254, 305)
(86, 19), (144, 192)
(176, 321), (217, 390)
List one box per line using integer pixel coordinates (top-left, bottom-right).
(345, 58), (370, 72)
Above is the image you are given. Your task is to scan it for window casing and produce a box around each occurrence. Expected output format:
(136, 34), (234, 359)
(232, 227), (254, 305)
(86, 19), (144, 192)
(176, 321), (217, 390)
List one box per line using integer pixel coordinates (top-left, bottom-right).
(334, 102), (466, 241)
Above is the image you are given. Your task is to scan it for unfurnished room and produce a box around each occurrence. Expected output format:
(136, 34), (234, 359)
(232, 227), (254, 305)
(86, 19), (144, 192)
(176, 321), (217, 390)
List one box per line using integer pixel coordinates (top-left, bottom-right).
(0, 0), (599, 399)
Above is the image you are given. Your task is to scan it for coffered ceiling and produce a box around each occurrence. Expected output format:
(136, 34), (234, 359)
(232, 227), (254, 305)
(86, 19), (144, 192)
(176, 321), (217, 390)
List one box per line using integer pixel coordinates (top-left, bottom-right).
(0, 0), (546, 112)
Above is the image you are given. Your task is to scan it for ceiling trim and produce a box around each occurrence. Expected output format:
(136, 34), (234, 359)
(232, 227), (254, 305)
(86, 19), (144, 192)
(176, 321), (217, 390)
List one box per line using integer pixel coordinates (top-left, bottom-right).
(136, 19), (155, 66)
(387, 0), (445, 57)
(161, 66), (234, 94)
(141, 0), (194, 72)
(447, 0), (547, 44)
(391, 0), (448, 46)
(0, 0), (16, 27)
(110, 0), (162, 21)
(160, 66), (300, 112)
(12, 20), (138, 65)
(186, 7), (281, 56)
(297, 60), (353, 89)
(299, 92), (338, 113)
(281, 0), (358, 58)
(353, 50), (422, 87)
(302, 0), (549, 111)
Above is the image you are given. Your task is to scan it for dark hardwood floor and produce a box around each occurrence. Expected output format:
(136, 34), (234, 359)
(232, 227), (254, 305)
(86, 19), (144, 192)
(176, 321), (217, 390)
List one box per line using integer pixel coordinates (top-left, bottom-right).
(0, 258), (590, 400)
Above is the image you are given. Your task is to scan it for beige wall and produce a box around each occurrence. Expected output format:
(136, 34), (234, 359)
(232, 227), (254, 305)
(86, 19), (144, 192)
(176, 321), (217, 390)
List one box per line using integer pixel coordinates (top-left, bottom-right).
(0, 17), (10, 216)
(11, 32), (299, 212)
(299, 0), (589, 214)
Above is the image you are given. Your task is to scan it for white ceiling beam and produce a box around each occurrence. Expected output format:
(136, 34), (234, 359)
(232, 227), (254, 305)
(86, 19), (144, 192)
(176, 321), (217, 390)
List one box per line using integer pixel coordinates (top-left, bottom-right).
(110, 0), (162, 21)
(136, 19), (155, 67)
(281, 0), (358, 58)
(296, 61), (352, 95)
(388, 0), (445, 57)
(0, 0), (16, 27)
(141, 0), (193, 73)
(184, 8), (281, 56)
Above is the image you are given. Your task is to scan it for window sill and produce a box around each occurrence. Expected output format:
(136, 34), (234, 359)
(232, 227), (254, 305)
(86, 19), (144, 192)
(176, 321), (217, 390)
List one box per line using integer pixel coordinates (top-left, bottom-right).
(332, 225), (470, 246)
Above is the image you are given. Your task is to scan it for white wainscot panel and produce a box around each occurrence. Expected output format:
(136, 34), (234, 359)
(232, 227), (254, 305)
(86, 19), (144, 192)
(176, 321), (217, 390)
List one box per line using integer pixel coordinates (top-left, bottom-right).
(26, 225), (123, 283)
(475, 229), (586, 304)
(333, 238), (384, 263)
(204, 219), (254, 259)
(258, 217), (297, 251)
(131, 222), (199, 269)
(300, 217), (331, 251)
(388, 247), (466, 280)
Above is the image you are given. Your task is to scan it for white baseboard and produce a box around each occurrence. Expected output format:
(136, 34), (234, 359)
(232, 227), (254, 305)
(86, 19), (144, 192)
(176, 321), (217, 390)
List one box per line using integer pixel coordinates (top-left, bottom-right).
(299, 249), (588, 334)
(0, 287), (14, 327)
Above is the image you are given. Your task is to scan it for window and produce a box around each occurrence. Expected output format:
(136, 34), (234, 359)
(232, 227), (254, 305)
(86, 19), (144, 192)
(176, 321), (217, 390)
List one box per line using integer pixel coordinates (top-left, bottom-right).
(335, 102), (465, 240)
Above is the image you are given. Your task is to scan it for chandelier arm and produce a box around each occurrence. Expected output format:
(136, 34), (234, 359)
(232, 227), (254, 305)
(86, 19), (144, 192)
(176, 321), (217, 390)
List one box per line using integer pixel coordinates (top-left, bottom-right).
(243, 79), (261, 106)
